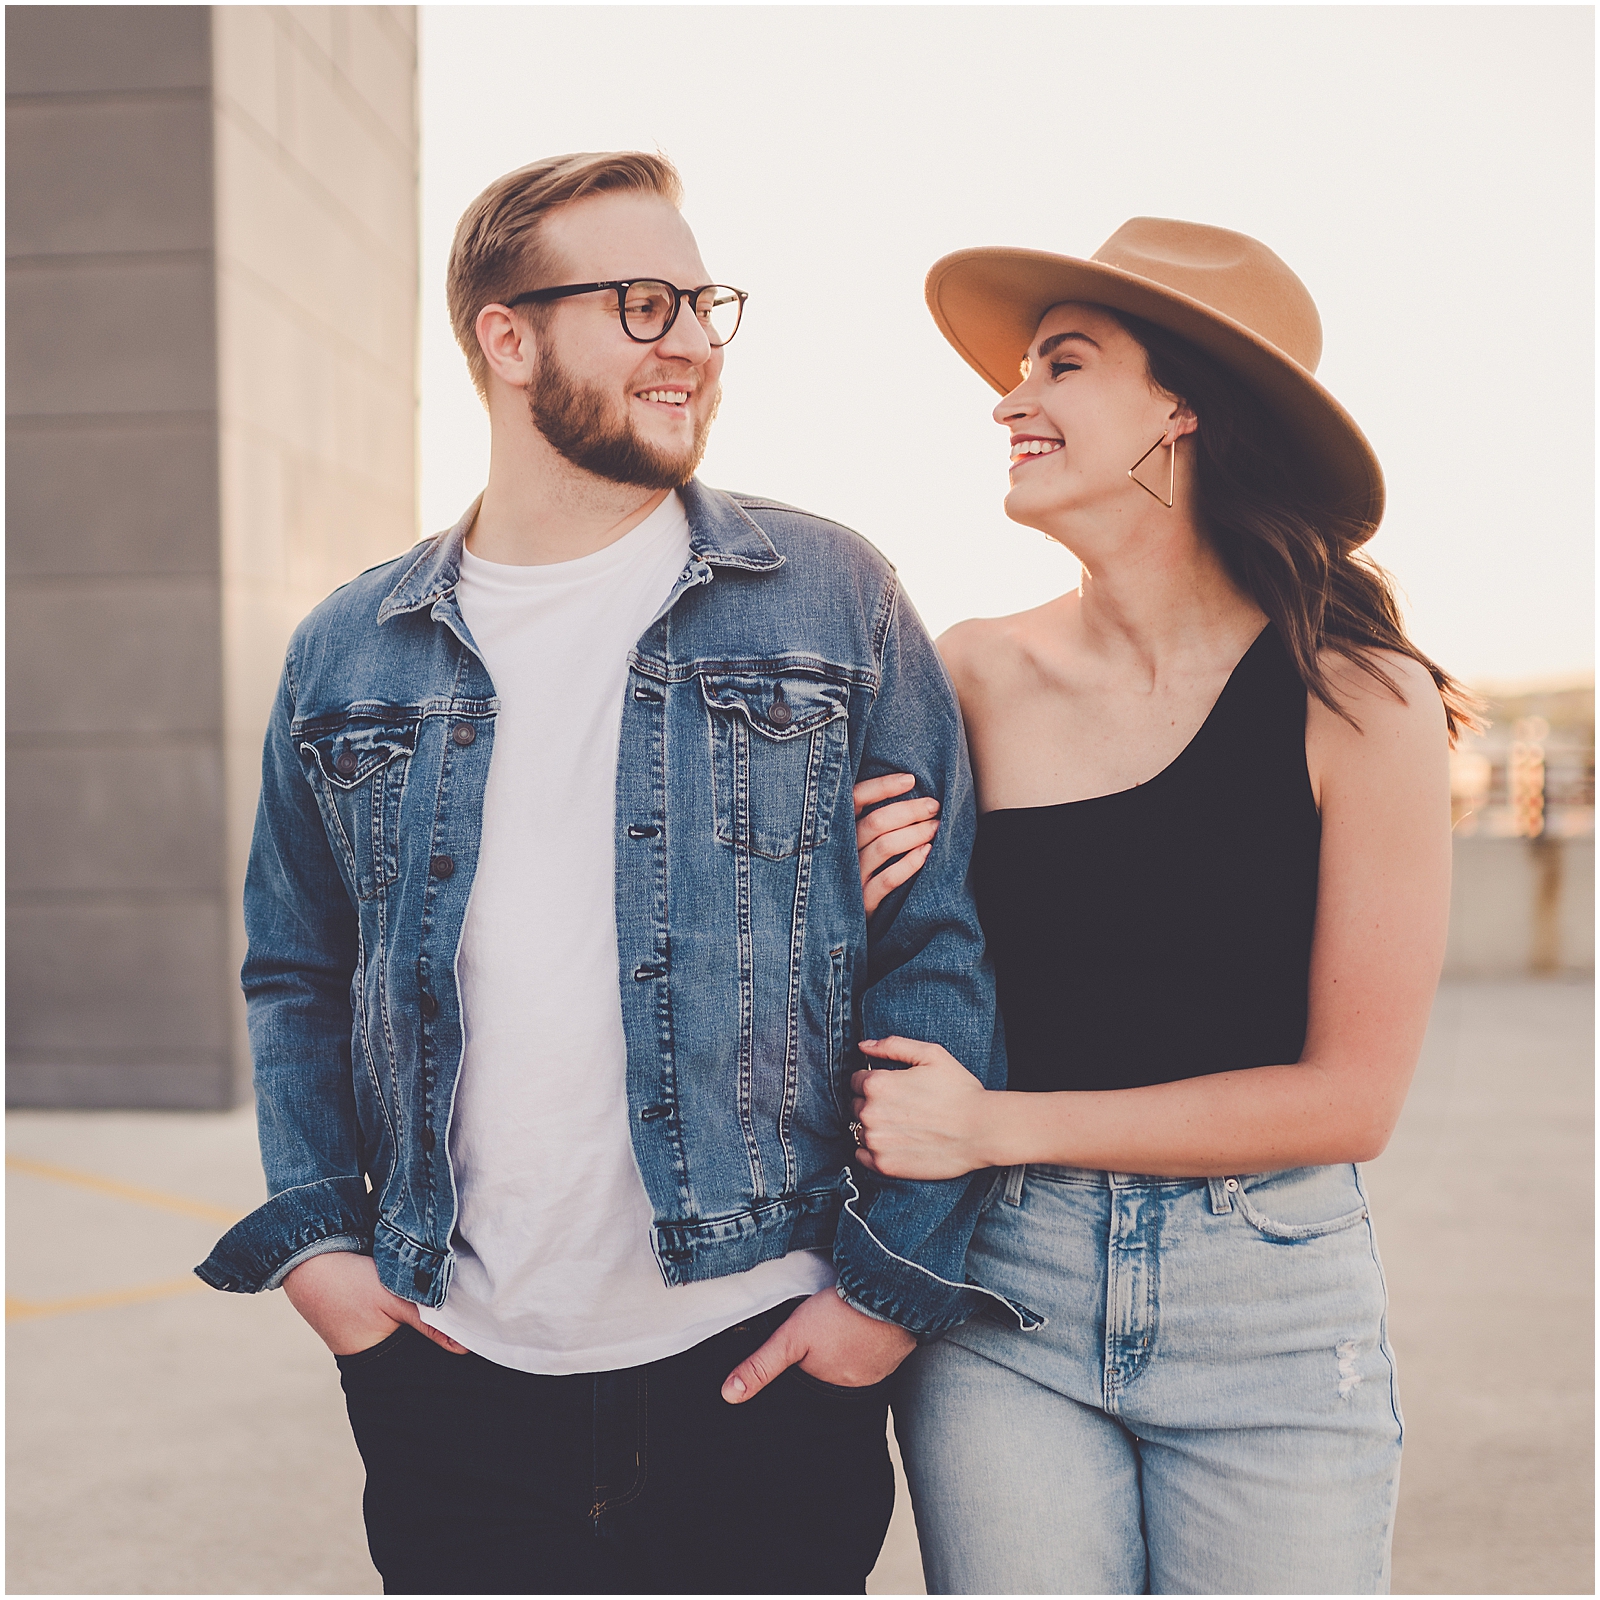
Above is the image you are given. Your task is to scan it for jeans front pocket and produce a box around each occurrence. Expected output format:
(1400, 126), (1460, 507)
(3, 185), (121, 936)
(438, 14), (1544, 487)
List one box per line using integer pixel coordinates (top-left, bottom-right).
(1231, 1165), (1370, 1240)
(787, 1365), (893, 1402)
(701, 670), (849, 859)
(333, 1321), (413, 1374)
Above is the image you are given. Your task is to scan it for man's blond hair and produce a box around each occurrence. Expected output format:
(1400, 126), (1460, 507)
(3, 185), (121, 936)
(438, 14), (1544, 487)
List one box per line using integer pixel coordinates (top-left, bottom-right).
(446, 151), (685, 400)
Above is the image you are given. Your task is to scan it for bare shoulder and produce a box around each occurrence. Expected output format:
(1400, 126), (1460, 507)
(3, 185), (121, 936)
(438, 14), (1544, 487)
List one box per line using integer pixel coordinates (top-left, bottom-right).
(1310, 648), (1447, 742)
(1307, 648), (1450, 806)
(938, 596), (1071, 700)
(938, 615), (1006, 683)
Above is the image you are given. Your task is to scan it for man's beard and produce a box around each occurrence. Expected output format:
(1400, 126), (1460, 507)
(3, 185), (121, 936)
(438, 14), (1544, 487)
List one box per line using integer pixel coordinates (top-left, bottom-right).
(527, 348), (719, 489)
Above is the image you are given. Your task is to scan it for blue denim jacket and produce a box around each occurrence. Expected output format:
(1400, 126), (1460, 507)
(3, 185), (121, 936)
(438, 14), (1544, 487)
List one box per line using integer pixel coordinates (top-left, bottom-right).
(196, 481), (1039, 1335)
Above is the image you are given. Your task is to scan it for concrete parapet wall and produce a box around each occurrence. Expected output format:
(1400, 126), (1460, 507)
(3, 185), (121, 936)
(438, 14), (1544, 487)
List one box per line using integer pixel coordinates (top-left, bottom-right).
(1444, 835), (1594, 978)
(6, 6), (417, 1110)
(7, 5), (229, 1110)
(213, 6), (419, 1106)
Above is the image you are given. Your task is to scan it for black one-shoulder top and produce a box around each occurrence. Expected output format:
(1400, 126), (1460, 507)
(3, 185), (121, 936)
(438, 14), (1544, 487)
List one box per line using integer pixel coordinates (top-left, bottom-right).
(974, 624), (1321, 1094)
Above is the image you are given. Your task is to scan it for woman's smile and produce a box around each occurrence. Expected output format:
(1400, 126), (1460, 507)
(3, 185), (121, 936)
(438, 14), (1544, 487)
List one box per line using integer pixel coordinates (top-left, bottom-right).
(1008, 435), (1064, 471)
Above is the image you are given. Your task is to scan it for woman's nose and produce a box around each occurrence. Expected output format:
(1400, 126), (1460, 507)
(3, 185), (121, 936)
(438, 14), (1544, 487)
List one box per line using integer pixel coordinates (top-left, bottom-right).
(994, 385), (1034, 427)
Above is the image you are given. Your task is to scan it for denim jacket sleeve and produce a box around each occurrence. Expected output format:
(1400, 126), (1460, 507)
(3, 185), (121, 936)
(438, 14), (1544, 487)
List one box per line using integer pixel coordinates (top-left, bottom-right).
(830, 579), (1043, 1336)
(194, 652), (376, 1293)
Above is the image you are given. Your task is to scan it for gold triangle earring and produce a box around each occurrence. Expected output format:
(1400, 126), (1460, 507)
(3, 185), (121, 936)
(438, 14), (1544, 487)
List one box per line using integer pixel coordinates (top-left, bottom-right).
(1128, 435), (1175, 508)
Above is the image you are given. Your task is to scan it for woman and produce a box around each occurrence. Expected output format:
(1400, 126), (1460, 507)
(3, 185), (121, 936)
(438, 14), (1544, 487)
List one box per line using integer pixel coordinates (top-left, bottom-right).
(849, 220), (1472, 1594)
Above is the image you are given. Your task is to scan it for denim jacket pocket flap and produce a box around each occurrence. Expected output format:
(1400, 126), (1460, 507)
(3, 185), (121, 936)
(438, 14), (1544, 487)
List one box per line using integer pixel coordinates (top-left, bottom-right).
(294, 712), (420, 899)
(698, 671), (849, 740)
(700, 671), (851, 858)
(298, 715), (420, 789)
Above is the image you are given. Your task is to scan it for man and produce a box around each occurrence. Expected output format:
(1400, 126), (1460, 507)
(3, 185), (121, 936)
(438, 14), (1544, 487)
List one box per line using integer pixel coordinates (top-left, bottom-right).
(198, 151), (1029, 1595)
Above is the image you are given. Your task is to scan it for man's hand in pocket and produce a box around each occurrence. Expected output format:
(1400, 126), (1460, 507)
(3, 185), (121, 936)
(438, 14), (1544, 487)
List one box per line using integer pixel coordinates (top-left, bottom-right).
(282, 1249), (469, 1356)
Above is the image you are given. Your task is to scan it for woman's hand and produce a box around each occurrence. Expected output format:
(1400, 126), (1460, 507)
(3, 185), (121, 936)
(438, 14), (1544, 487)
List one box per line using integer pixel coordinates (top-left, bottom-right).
(854, 773), (939, 916)
(851, 1037), (997, 1179)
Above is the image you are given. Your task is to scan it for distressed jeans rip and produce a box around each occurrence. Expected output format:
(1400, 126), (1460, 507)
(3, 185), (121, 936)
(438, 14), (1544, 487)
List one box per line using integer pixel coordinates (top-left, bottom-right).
(1337, 1338), (1363, 1398)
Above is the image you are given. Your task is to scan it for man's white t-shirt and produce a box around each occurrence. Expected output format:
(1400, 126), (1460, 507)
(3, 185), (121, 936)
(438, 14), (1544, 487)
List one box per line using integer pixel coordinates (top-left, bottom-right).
(421, 491), (835, 1374)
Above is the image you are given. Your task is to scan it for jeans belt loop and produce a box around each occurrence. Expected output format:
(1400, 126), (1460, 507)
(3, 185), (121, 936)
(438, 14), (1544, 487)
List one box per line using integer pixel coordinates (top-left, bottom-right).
(1003, 1164), (1027, 1207)
(1208, 1175), (1235, 1215)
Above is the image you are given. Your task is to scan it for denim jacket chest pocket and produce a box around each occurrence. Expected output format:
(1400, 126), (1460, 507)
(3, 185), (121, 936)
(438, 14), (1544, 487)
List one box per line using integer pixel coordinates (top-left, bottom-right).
(296, 711), (420, 899)
(699, 671), (850, 859)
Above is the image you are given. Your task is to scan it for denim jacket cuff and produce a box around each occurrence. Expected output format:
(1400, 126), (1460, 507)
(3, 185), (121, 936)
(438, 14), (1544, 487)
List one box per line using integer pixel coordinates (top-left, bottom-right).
(833, 1284), (902, 1327)
(832, 1170), (1045, 1337)
(194, 1174), (375, 1294)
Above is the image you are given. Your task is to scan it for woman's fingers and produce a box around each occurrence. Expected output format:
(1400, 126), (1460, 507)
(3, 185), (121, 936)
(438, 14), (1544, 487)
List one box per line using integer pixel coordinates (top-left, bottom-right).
(852, 772), (917, 817)
(857, 795), (940, 850)
(858, 793), (940, 913)
(847, 1040), (990, 1180)
(858, 1035), (944, 1068)
(859, 817), (939, 877)
(862, 843), (933, 914)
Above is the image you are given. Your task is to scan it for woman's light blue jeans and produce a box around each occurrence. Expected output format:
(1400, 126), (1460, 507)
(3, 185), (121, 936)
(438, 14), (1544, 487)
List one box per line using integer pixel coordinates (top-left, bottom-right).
(895, 1163), (1403, 1594)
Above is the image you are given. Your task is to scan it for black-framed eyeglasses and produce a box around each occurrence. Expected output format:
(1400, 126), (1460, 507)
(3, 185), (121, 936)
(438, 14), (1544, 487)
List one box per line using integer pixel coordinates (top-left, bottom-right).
(505, 279), (748, 347)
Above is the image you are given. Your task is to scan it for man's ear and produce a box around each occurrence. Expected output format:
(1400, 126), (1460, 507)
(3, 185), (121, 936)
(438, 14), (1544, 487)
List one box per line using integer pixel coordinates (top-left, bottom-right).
(475, 304), (537, 389)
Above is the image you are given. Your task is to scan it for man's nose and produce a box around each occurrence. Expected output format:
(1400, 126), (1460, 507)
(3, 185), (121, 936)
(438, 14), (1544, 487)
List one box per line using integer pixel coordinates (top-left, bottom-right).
(656, 301), (714, 362)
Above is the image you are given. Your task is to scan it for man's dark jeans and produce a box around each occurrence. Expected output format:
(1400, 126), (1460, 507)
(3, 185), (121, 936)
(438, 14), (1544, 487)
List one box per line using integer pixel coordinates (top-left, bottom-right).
(337, 1298), (897, 1594)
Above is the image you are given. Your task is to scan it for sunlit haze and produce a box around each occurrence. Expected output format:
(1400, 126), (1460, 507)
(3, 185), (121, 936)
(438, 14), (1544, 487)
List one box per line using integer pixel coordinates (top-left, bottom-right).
(418, 6), (1593, 685)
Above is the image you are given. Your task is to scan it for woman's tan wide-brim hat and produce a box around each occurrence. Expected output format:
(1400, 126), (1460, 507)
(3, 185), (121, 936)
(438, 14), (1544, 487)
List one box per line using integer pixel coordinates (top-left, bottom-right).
(925, 218), (1384, 526)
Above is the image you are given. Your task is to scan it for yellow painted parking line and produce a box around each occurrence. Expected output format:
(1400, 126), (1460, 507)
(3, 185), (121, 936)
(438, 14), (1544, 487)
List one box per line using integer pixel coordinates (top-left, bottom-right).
(5, 1155), (244, 1225)
(6, 1277), (207, 1322)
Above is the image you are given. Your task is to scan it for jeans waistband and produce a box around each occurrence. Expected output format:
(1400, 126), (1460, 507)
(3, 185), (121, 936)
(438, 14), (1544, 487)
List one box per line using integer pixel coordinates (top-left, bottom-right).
(1022, 1164), (1213, 1189)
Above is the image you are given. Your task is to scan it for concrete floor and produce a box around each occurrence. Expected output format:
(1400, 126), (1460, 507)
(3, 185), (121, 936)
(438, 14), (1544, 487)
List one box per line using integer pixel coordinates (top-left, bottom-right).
(6, 980), (1592, 1595)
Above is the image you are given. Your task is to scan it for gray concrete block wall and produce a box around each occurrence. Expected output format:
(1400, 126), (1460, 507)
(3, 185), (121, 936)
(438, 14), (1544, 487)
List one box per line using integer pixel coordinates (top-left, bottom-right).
(6, 7), (419, 1110)
(213, 7), (420, 1102)
(6, 5), (230, 1109)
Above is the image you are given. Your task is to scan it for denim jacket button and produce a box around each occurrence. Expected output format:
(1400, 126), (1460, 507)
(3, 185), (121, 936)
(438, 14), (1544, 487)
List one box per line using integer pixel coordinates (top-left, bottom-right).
(626, 825), (660, 839)
(768, 700), (793, 727)
(412, 1268), (430, 1291)
(429, 855), (455, 878)
(419, 991), (439, 1019)
(334, 750), (358, 776)
(450, 722), (476, 746)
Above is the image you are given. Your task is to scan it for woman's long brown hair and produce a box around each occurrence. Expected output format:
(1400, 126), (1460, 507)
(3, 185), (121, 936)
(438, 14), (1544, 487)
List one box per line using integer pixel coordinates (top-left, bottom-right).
(1111, 309), (1481, 742)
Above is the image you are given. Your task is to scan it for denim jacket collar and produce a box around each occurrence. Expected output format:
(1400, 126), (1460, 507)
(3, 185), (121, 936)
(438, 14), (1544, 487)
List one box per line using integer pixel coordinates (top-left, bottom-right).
(679, 479), (785, 572)
(376, 496), (478, 625)
(376, 479), (783, 628)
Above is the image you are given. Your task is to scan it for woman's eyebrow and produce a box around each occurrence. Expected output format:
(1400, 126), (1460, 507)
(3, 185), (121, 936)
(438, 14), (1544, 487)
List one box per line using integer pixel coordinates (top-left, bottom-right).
(1036, 331), (1101, 358)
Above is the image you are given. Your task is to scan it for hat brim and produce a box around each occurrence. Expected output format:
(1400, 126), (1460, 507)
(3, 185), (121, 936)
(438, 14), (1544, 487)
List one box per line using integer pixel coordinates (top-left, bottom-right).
(925, 247), (1385, 528)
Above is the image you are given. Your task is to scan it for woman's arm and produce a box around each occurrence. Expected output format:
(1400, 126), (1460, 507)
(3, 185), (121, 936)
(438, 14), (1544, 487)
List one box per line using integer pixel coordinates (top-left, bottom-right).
(851, 653), (1453, 1179)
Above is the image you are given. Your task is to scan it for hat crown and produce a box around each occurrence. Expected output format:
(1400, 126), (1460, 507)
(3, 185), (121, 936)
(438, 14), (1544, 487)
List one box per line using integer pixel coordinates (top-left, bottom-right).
(1092, 218), (1323, 374)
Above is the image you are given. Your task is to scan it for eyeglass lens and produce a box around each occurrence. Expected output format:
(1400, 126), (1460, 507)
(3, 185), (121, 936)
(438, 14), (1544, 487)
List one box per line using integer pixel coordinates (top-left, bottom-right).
(622, 282), (743, 346)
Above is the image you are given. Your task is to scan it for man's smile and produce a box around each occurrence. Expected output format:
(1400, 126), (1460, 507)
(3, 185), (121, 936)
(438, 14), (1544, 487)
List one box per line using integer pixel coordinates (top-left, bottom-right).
(636, 386), (691, 408)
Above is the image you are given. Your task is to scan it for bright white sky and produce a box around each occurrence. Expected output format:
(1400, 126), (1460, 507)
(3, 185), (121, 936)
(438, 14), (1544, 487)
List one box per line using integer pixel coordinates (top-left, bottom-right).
(418, 5), (1593, 685)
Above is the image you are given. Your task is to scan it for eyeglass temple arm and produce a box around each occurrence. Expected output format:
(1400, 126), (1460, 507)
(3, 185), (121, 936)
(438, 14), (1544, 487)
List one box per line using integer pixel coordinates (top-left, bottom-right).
(504, 283), (612, 309)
